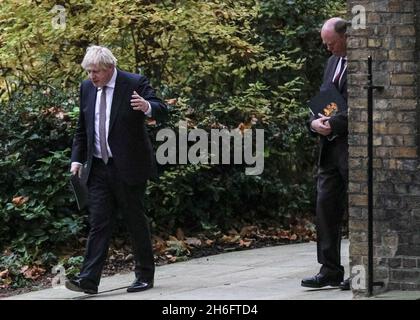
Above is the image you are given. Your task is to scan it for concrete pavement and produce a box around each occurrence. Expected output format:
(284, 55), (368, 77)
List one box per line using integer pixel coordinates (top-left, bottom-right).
(4, 240), (352, 300)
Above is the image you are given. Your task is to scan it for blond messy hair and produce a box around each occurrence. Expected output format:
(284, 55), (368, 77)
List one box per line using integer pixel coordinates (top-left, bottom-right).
(81, 45), (117, 70)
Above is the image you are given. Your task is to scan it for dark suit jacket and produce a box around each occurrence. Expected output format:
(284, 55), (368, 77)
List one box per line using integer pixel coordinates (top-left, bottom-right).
(308, 55), (348, 166)
(71, 69), (168, 185)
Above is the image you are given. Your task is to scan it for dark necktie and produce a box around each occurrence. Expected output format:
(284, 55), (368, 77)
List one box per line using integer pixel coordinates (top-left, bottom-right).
(333, 58), (346, 89)
(99, 86), (109, 164)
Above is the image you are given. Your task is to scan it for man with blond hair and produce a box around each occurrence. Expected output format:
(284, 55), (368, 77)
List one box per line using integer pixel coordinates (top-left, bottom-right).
(301, 17), (350, 291)
(66, 45), (167, 294)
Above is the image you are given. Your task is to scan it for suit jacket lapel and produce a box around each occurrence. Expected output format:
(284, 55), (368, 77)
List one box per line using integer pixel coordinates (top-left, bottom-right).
(329, 56), (340, 83)
(86, 84), (97, 145)
(109, 70), (128, 134)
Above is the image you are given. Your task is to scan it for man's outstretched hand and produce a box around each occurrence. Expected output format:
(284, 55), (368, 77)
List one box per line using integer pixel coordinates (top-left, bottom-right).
(131, 91), (149, 113)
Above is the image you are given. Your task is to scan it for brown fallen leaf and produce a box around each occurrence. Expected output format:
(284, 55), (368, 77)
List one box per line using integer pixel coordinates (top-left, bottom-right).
(237, 122), (252, 134)
(165, 255), (177, 263)
(290, 234), (298, 241)
(278, 230), (291, 239)
(176, 228), (185, 241)
(42, 107), (69, 120)
(205, 239), (214, 246)
(0, 277), (12, 289)
(124, 254), (134, 262)
(239, 239), (253, 248)
(250, 115), (258, 125)
(0, 270), (9, 279)
(185, 237), (202, 247)
(55, 111), (67, 120)
(168, 235), (178, 242)
(240, 226), (258, 237)
(12, 196), (29, 206)
(20, 265), (46, 280)
(165, 98), (177, 106)
(220, 235), (241, 244)
(166, 238), (190, 256)
(227, 229), (239, 236)
(152, 235), (167, 255)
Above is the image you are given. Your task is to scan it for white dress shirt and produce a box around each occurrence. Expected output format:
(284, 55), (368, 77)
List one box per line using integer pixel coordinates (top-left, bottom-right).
(92, 69), (117, 158)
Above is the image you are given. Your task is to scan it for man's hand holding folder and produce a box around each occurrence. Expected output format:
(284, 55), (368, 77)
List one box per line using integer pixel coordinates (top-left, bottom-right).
(312, 113), (333, 137)
(308, 85), (347, 141)
(309, 85), (347, 118)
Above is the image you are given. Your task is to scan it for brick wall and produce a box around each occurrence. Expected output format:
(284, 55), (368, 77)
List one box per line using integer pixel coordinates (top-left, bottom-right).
(346, 0), (420, 295)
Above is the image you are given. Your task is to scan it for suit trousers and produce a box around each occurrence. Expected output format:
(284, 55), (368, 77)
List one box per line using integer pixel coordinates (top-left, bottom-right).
(79, 157), (155, 285)
(316, 140), (348, 277)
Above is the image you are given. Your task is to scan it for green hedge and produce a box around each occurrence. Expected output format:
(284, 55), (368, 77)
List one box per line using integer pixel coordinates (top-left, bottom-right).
(0, 90), (84, 252)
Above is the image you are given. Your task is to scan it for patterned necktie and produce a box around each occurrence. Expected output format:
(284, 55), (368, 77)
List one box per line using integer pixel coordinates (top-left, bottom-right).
(99, 86), (109, 164)
(333, 58), (346, 89)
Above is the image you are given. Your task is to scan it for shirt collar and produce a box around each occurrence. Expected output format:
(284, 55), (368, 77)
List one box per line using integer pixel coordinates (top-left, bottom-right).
(102, 68), (117, 90)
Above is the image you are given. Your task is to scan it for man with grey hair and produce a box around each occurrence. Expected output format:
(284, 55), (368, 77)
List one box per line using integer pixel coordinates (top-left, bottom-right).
(301, 17), (350, 291)
(66, 45), (167, 294)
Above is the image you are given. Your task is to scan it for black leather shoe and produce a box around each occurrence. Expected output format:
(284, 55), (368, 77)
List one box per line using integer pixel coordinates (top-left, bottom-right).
(339, 277), (351, 290)
(65, 278), (98, 294)
(301, 273), (342, 288)
(126, 278), (154, 293)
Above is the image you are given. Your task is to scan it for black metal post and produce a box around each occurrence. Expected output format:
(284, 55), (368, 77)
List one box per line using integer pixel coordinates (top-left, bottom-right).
(367, 56), (374, 296)
(366, 56), (384, 296)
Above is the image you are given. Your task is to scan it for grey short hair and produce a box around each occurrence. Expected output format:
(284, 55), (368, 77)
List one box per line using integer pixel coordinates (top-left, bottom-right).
(81, 45), (117, 70)
(322, 17), (349, 35)
(334, 18), (349, 35)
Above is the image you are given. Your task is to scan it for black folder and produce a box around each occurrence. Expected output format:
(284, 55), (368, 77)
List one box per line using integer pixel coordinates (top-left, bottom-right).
(70, 173), (88, 211)
(308, 86), (347, 118)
